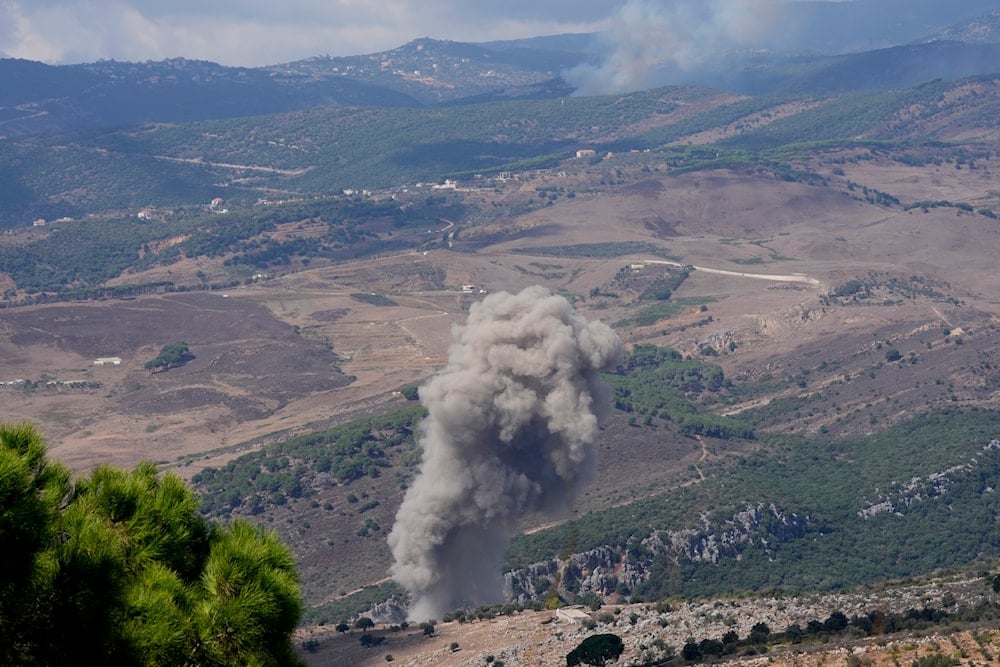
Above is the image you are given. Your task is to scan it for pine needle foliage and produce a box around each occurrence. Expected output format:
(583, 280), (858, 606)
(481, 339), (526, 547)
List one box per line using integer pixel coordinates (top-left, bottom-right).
(0, 423), (303, 666)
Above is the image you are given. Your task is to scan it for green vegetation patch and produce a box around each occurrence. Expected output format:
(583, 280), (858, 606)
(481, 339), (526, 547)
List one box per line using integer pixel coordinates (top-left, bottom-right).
(144, 341), (192, 371)
(616, 297), (715, 327)
(607, 344), (753, 440)
(507, 408), (1000, 599)
(350, 292), (399, 307)
(904, 199), (995, 218)
(720, 90), (906, 152)
(638, 267), (691, 301)
(192, 406), (425, 516)
(303, 581), (407, 626)
(822, 272), (954, 305)
(0, 194), (466, 299)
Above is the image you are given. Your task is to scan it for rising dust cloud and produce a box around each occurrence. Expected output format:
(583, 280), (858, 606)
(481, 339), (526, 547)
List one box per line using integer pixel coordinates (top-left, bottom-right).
(387, 286), (623, 620)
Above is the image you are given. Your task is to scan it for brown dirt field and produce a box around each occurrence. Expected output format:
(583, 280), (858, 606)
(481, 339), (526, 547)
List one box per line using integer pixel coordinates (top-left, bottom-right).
(0, 291), (350, 470)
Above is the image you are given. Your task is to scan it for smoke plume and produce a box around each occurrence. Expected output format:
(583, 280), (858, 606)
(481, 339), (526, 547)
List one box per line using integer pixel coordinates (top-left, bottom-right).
(387, 286), (623, 620)
(565, 0), (783, 95)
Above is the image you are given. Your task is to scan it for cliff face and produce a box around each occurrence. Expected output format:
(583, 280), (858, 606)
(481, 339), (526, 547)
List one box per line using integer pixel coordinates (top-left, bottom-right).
(504, 503), (811, 605)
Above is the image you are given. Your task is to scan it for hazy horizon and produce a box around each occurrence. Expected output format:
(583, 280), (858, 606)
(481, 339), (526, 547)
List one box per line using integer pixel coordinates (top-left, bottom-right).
(2, 0), (997, 69)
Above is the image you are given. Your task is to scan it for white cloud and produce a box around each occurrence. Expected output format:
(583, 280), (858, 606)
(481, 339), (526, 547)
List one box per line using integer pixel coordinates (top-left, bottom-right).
(0, 0), (614, 65)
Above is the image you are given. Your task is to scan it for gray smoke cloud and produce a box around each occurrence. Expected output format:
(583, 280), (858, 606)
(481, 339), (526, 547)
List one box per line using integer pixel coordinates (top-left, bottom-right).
(565, 0), (783, 95)
(387, 286), (623, 620)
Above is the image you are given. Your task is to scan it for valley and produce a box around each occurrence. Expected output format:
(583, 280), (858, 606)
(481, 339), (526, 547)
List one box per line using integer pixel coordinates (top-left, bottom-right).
(3, 21), (1000, 664)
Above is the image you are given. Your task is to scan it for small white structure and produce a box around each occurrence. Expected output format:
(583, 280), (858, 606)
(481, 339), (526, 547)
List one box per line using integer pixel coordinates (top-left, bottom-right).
(576, 149), (596, 158)
(461, 285), (477, 293)
(93, 357), (122, 366)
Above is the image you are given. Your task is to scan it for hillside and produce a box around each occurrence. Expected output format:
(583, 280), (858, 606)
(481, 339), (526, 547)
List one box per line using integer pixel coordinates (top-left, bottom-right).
(918, 9), (1000, 44)
(2, 30), (1000, 666)
(4, 2), (1000, 140)
(266, 37), (582, 105)
(0, 37), (584, 138)
(0, 57), (422, 138)
(3, 74), (1000, 231)
(689, 42), (1000, 95)
(5, 131), (999, 615)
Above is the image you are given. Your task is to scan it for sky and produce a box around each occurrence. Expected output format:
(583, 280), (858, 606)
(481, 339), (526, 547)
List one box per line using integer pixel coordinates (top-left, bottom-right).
(0, 0), (617, 66)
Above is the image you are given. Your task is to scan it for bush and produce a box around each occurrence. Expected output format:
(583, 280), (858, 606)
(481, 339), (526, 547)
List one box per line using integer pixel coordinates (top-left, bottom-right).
(566, 633), (625, 666)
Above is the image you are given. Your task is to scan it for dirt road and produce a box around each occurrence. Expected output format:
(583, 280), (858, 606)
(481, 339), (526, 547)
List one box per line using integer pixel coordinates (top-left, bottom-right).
(643, 259), (822, 286)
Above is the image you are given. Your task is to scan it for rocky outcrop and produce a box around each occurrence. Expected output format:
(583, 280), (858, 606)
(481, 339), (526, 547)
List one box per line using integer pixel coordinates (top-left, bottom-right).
(858, 438), (1000, 518)
(503, 503), (811, 606)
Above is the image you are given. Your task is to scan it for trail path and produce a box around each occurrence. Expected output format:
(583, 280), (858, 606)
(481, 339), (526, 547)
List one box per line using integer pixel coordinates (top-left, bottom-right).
(930, 305), (953, 329)
(693, 436), (708, 481)
(395, 297), (450, 351)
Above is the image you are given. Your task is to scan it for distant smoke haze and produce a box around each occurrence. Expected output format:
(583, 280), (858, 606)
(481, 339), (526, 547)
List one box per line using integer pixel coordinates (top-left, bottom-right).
(387, 286), (623, 620)
(565, 0), (784, 95)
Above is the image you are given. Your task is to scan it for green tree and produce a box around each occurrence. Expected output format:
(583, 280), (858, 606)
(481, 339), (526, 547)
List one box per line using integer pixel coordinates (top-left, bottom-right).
(566, 633), (625, 666)
(681, 641), (702, 662)
(749, 621), (772, 644)
(144, 341), (192, 372)
(0, 423), (72, 665)
(0, 423), (303, 666)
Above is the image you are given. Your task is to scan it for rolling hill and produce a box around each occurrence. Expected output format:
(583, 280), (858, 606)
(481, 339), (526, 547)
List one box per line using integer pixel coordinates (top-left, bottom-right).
(3, 16), (1000, 664)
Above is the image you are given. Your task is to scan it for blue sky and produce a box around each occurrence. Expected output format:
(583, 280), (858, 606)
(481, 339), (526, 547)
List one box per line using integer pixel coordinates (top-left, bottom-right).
(0, 0), (615, 65)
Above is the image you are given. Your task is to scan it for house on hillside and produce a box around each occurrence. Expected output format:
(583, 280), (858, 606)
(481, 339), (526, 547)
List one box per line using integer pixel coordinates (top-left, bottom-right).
(575, 149), (596, 158)
(93, 357), (122, 366)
